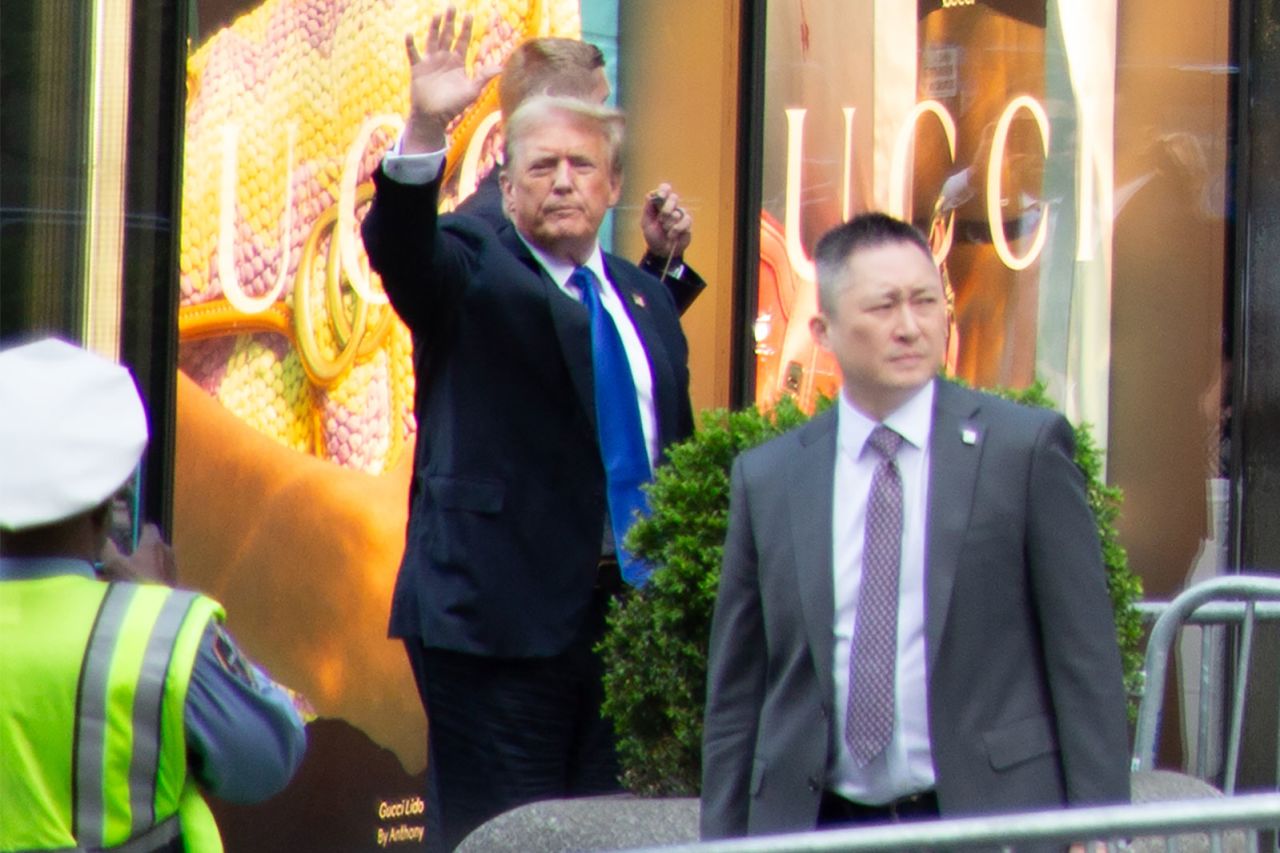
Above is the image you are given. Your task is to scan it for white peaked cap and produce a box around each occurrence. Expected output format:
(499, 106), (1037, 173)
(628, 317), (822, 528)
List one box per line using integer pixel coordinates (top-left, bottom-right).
(0, 337), (148, 531)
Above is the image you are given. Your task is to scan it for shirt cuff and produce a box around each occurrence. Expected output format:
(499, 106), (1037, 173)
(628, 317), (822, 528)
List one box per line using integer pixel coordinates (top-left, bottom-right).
(643, 252), (686, 280)
(382, 134), (447, 185)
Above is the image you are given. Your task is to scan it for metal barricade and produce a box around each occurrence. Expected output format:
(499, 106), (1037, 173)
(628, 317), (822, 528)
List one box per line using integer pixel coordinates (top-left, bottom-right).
(1131, 575), (1280, 793)
(629, 793), (1280, 852)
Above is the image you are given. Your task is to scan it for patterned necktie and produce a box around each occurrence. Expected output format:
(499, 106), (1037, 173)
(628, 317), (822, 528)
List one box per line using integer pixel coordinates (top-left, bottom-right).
(571, 266), (654, 587)
(846, 424), (905, 766)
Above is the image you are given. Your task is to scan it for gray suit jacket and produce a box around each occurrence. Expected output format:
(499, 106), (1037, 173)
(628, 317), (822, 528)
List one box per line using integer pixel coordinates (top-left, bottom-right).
(700, 380), (1130, 839)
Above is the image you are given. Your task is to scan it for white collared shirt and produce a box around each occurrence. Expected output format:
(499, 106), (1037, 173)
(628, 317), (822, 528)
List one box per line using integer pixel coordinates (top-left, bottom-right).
(828, 380), (937, 803)
(380, 142), (659, 467)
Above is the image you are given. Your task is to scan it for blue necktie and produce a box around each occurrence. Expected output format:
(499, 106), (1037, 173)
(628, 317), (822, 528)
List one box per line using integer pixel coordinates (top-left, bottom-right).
(571, 265), (653, 587)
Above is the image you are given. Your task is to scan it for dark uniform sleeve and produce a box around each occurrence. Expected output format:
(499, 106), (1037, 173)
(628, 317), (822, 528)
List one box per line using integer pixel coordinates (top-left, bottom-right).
(184, 623), (307, 803)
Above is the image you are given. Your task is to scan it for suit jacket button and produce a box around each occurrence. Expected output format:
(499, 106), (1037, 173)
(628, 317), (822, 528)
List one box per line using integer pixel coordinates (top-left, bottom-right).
(807, 777), (820, 792)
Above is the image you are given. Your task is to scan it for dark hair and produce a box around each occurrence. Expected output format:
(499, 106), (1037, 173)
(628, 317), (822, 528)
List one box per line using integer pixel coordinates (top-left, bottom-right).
(498, 38), (606, 118)
(813, 212), (934, 314)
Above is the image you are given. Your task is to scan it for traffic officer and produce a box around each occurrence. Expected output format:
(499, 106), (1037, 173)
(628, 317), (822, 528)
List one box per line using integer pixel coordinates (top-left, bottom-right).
(0, 337), (307, 853)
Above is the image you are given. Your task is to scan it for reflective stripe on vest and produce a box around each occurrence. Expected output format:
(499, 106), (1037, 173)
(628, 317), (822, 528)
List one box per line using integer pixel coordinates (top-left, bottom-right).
(73, 584), (199, 849)
(11, 814), (181, 853)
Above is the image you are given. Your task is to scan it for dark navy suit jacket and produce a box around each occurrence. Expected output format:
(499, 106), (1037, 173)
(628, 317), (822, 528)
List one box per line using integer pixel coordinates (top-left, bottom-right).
(361, 165), (694, 658)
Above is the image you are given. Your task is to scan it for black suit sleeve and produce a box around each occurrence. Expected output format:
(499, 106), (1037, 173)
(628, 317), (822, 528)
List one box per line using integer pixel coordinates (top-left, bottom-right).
(453, 169), (506, 230)
(640, 252), (708, 316)
(360, 164), (476, 345)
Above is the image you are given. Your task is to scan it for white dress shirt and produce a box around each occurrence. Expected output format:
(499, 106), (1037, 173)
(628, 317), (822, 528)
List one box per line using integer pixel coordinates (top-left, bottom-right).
(379, 141), (661, 468)
(828, 380), (937, 803)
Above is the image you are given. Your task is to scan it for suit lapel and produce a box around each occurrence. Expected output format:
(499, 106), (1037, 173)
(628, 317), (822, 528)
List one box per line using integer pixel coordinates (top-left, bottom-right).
(789, 409), (839, 702)
(924, 381), (984, 676)
(604, 255), (677, 442)
(499, 226), (597, 429)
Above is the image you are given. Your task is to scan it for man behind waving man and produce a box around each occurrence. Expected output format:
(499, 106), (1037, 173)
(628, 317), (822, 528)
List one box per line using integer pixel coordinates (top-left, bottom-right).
(361, 9), (693, 851)
(701, 213), (1129, 839)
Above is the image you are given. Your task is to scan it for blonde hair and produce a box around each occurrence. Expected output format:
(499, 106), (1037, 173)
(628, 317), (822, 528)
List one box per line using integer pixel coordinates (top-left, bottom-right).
(502, 95), (625, 179)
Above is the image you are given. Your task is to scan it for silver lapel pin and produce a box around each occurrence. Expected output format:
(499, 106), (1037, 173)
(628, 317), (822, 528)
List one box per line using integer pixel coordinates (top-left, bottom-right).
(961, 427), (978, 446)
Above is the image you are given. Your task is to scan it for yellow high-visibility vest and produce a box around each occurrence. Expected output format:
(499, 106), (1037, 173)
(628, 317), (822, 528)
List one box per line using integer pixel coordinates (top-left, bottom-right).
(0, 574), (225, 852)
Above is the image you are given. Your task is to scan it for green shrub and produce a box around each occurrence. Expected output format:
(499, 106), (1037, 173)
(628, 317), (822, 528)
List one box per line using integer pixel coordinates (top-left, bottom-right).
(598, 385), (1143, 796)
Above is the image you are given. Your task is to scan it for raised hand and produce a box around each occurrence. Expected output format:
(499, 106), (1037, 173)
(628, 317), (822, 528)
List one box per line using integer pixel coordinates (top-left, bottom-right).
(641, 183), (693, 267)
(402, 6), (501, 154)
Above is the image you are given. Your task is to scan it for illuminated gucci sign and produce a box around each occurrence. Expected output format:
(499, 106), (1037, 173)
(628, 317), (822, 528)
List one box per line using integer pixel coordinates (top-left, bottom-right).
(782, 94), (1054, 273)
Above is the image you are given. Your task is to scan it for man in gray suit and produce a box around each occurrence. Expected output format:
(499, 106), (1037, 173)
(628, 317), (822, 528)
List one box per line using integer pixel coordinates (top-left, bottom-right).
(701, 212), (1129, 838)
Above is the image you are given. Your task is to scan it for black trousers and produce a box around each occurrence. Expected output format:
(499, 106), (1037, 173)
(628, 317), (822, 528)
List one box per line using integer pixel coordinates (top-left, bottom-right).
(402, 579), (623, 852)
